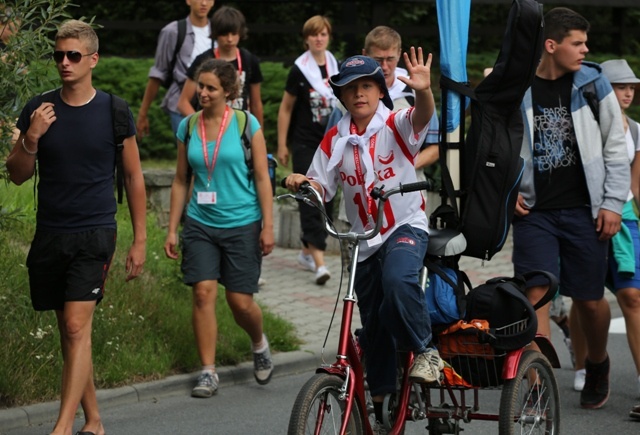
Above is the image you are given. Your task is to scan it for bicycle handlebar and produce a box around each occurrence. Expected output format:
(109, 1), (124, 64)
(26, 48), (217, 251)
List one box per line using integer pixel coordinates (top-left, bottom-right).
(277, 178), (430, 243)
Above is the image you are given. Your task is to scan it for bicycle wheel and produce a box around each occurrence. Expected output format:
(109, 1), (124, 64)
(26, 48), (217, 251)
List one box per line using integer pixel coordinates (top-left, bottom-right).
(288, 373), (365, 435)
(498, 350), (560, 435)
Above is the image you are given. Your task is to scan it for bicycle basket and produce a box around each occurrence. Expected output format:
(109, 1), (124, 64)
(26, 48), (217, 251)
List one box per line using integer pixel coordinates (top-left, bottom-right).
(435, 319), (527, 388)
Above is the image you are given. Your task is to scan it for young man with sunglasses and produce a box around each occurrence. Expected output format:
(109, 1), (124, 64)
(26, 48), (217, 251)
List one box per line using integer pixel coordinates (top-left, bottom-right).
(6, 20), (146, 435)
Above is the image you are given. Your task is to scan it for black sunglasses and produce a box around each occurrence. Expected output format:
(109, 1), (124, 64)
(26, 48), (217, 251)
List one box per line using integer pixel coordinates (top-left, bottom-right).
(53, 50), (94, 63)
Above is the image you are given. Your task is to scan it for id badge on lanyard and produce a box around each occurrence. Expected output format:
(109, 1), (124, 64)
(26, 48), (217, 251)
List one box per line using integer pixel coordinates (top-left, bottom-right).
(197, 106), (230, 205)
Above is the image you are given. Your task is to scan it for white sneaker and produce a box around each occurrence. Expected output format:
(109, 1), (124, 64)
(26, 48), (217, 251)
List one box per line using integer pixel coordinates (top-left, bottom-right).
(409, 348), (444, 384)
(297, 252), (316, 272)
(258, 277), (266, 286)
(315, 265), (331, 285)
(574, 368), (586, 392)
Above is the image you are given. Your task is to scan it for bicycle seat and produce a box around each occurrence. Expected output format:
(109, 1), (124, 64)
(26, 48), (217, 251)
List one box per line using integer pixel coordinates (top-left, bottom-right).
(427, 227), (467, 256)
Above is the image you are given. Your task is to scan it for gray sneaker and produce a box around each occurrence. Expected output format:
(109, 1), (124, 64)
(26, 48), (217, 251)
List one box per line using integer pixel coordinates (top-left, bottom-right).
(253, 335), (274, 385)
(191, 372), (218, 398)
(409, 348), (444, 384)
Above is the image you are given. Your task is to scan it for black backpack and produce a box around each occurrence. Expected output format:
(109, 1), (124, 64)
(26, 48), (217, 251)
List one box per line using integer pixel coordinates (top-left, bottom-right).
(36, 89), (130, 204)
(182, 109), (277, 194)
(434, 0), (543, 261)
(464, 270), (558, 351)
(162, 18), (187, 89)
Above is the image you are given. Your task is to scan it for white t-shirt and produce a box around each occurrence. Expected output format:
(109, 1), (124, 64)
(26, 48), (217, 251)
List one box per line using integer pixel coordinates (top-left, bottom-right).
(625, 123), (640, 201)
(307, 108), (430, 261)
(190, 25), (211, 65)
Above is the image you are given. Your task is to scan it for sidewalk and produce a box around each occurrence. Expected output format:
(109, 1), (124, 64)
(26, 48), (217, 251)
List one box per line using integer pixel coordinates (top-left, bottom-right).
(0, 207), (615, 432)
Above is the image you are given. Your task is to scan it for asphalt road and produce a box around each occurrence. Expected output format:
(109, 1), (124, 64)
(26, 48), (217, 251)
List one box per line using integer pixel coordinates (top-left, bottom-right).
(4, 305), (640, 435)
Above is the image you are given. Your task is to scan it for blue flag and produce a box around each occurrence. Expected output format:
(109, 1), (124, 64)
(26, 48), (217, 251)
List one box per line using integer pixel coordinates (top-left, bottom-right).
(436, 0), (471, 134)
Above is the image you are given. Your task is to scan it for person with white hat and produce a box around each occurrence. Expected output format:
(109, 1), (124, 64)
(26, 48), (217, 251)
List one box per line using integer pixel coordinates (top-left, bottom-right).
(571, 58), (640, 420)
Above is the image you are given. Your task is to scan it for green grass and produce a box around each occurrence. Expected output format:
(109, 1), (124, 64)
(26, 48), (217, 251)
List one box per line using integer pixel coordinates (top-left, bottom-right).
(0, 178), (301, 407)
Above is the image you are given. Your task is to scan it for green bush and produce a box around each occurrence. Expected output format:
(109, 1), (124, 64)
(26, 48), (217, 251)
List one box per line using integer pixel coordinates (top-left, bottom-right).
(93, 58), (176, 160)
(52, 53), (640, 164)
(91, 58), (289, 159)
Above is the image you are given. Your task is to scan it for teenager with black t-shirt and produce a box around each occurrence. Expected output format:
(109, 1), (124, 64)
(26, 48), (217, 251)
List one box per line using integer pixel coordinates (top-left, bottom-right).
(178, 6), (264, 126)
(513, 8), (629, 410)
(277, 15), (339, 285)
(137, 0), (214, 138)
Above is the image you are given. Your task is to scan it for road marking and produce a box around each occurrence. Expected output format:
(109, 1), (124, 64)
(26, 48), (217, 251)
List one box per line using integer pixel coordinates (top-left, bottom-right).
(609, 317), (626, 334)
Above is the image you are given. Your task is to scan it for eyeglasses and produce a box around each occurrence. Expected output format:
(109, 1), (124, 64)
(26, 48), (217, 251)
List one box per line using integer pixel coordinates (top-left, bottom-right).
(53, 50), (95, 63)
(372, 56), (398, 65)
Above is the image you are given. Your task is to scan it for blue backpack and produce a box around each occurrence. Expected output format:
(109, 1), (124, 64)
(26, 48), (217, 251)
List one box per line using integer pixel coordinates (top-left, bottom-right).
(424, 259), (471, 325)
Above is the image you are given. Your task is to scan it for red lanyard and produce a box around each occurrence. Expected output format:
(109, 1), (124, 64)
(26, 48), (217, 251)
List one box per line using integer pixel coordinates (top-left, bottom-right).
(200, 106), (230, 187)
(351, 122), (377, 220)
(214, 48), (242, 75)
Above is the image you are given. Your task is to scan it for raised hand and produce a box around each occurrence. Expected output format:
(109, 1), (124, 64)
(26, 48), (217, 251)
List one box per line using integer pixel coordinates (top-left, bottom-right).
(397, 47), (432, 93)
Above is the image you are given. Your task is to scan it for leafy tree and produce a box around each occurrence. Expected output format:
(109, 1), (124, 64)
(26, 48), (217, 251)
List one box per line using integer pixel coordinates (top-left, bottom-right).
(0, 0), (79, 170)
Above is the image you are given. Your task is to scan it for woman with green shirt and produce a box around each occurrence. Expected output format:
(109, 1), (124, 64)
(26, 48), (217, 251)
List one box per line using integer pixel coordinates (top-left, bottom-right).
(164, 59), (274, 398)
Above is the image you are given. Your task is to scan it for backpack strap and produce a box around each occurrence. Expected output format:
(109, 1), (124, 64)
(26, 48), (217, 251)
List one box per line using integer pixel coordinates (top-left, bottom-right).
(38, 88), (59, 104)
(165, 18), (187, 88)
(30, 89), (61, 208)
(182, 110), (252, 184)
(424, 259), (471, 319)
(233, 109), (254, 185)
(520, 270), (559, 310)
(436, 76), (476, 227)
(183, 112), (200, 181)
(627, 116), (639, 146)
(583, 81), (599, 124)
(110, 94), (130, 204)
(490, 280), (538, 349)
(485, 269), (557, 312)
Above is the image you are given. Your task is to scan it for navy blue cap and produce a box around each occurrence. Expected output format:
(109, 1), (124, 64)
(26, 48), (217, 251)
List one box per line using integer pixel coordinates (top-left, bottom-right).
(329, 55), (394, 110)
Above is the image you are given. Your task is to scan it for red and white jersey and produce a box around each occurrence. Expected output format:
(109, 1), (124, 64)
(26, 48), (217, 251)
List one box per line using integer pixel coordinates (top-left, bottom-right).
(307, 107), (430, 260)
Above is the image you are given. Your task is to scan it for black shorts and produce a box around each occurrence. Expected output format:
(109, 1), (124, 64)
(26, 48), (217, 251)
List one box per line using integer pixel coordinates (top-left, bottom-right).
(26, 228), (117, 311)
(512, 208), (608, 301)
(181, 217), (262, 293)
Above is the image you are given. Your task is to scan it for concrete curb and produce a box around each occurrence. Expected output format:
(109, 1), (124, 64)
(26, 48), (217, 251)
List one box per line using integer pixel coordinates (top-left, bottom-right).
(0, 350), (320, 432)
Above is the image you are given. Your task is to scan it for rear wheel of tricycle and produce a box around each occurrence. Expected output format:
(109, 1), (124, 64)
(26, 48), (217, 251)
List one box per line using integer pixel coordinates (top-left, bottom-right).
(499, 350), (560, 435)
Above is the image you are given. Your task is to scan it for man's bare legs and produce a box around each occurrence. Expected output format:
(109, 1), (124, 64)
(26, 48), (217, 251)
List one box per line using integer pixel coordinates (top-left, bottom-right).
(51, 301), (104, 435)
(572, 298), (610, 364)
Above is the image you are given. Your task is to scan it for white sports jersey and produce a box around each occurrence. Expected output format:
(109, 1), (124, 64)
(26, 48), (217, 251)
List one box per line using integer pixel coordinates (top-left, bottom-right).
(307, 107), (430, 260)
